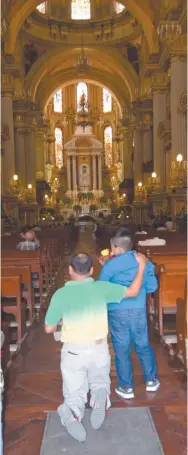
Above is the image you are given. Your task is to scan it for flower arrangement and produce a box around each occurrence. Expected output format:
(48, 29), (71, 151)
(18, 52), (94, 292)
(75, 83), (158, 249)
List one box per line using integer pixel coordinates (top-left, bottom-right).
(97, 249), (115, 264)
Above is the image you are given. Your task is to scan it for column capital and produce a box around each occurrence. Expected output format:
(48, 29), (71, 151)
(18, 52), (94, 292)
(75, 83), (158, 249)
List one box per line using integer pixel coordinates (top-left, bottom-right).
(151, 73), (168, 93)
(1, 73), (14, 96)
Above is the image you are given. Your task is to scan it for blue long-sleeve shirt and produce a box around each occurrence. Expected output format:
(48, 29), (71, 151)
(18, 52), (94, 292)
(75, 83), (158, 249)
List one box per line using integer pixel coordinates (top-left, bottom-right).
(98, 251), (158, 310)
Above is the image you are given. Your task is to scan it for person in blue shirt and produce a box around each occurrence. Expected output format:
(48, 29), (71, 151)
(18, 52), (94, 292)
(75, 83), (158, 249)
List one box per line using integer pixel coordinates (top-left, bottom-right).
(98, 229), (160, 399)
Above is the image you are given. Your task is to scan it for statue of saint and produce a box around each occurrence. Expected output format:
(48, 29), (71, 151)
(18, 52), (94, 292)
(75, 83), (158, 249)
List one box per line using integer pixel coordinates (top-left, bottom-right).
(79, 164), (90, 191)
(116, 161), (123, 182)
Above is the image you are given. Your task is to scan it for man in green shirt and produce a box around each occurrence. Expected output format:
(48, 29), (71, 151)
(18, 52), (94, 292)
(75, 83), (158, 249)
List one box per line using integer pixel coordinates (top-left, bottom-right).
(45, 252), (147, 442)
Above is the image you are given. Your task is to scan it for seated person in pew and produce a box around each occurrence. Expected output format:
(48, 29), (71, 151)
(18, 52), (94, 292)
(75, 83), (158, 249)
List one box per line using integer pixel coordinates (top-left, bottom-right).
(17, 230), (40, 251)
(45, 252), (147, 442)
(134, 225), (147, 235)
(156, 224), (167, 231)
(98, 229), (160, 400)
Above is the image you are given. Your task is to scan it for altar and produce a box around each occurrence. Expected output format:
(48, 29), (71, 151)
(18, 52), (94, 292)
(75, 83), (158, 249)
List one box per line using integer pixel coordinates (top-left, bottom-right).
(64, 127), (104, 198)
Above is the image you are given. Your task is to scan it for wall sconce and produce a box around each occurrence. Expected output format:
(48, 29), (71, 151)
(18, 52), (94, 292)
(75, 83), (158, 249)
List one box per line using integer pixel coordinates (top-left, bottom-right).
(24, 183), (36, 203)
(147, 172), (161, 194)
(9, 174), (22, 198)
(170, 155), (187, 188)
(135, 182), (147, 202)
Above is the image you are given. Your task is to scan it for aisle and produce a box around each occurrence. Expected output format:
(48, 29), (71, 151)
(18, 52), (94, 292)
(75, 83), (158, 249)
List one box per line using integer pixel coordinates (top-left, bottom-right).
(4, 231), (186, 455)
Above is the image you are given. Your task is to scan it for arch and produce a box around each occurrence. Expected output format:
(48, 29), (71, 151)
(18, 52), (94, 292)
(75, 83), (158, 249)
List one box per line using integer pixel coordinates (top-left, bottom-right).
(5, 0), (158, 55)
(24, 46), (138, 106)
(44, 77), (123, 117)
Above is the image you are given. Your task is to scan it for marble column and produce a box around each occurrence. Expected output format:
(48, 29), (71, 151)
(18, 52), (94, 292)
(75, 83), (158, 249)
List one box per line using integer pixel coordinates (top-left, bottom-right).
(98, 155), (102, 190)
(122, 130), (133, 180)
(14, 127), (26, 188)
(153, 91), (166, 188)
(1, 94), (15, 193)
(36, 129), (46, 178)
(143, 127), (153, 164)
(25, 128), (36, 189)
(72, 155), (77, 190)
(171, 56), (187, 160)
(133, 128), (143, 185)
(48, 135), (55, 165)
(92, 155), (97, 190)
(67, 155), (71, 190)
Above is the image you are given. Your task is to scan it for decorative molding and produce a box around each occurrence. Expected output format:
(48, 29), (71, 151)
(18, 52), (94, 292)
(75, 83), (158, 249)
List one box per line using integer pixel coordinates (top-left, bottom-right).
(1, 124), (10, 142)
(179, 91), (187, 113)
(158, 120), (171, 138)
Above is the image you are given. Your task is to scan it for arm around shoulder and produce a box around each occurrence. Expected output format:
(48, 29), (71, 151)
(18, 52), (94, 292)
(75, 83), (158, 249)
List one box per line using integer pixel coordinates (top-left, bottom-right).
(124, 253), (147, 298)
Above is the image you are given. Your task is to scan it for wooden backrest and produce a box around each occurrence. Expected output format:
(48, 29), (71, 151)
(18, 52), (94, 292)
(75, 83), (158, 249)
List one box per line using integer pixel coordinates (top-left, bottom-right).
(157, 258), (187, 308)
(1, 265), (32, 288)
(1, 275), (21, 299)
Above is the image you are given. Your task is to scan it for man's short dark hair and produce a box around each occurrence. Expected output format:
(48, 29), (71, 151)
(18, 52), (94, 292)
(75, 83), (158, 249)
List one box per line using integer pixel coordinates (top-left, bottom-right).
(111, 229), (133, 252)
(70, 253), (93, 275)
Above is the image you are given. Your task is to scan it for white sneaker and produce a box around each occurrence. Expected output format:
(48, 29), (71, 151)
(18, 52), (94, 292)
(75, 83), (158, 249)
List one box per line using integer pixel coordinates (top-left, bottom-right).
(146, 379), (160, 392)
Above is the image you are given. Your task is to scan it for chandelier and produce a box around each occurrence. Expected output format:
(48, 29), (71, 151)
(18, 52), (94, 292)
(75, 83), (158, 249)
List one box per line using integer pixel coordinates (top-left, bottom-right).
(75, 34), (92, 73)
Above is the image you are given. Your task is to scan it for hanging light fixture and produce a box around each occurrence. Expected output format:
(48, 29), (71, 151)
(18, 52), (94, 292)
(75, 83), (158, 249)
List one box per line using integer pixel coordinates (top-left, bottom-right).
(75, 32), (92, 73)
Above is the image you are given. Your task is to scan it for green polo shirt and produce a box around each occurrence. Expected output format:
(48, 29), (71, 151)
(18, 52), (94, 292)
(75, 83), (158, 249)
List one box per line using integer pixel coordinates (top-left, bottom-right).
(45, 278), (127, 343)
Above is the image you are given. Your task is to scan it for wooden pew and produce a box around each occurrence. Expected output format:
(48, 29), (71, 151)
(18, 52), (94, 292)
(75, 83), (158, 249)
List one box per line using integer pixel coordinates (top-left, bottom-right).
(176, 281), (187, 368)
(1, 275), (26, 341)
(152, 256), (187, 341)
(2, 251), (44, 308)
(1, 265), (34, 321)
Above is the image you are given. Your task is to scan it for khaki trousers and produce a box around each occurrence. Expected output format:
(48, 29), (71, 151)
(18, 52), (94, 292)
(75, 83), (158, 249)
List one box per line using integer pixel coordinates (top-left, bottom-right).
(60, 340), (111, 421)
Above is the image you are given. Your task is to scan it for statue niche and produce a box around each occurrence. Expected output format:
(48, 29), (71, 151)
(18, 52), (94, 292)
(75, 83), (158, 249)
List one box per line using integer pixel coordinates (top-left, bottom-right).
(79, 163), (90, 192)
(23, 44), (38, 75)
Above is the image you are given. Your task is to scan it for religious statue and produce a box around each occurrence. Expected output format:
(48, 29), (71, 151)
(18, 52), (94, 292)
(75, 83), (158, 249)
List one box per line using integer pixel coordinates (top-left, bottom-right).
(45, 163), (53, 183)
(79, 164), (90, 191)
(116, 161), (123, 182)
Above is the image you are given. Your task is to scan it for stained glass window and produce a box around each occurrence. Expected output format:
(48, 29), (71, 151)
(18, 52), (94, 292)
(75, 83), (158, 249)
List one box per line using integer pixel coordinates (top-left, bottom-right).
(55, 127), (63, 168)
(104, 126), (113, 167)
(36, 2), (46, 14)
(116, 2), (125, 14)
(53, 89), (63, 113)
(103, 88), (112, 113)
(77, 82), (88, 112)
(71, 0), (91, 20)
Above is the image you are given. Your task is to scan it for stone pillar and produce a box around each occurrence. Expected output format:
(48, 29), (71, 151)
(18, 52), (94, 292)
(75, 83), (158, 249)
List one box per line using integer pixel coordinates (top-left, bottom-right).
(133, 128), (143, 185)
(48, 134), (55, 165)
(153, 91), (166, 188)
(72, 155), (77, 190)
(1, 86), (15, 193)
(122, 129), (133, 180)
(14, 127), (26, 188)
(25, 128), (36, 189)
(67, 155), (71, 190)
(171, 56), (187, 160)
(92, 154), (97, 190)
(143, 127), (153, 164)
(98, 155), (102, 190)
(36, 128), (46, 178)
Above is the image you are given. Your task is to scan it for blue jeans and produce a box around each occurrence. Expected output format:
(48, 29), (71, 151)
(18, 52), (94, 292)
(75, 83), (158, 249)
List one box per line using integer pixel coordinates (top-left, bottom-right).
(108, 308), (157, 388)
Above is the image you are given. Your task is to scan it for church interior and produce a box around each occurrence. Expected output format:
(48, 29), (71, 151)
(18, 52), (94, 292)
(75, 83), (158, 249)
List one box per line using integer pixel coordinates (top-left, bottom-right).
(1, 1), (187, 454)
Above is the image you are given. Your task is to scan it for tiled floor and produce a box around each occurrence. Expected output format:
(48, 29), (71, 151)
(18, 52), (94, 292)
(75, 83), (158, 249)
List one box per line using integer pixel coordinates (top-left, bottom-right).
(3, 231), (187, 455)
